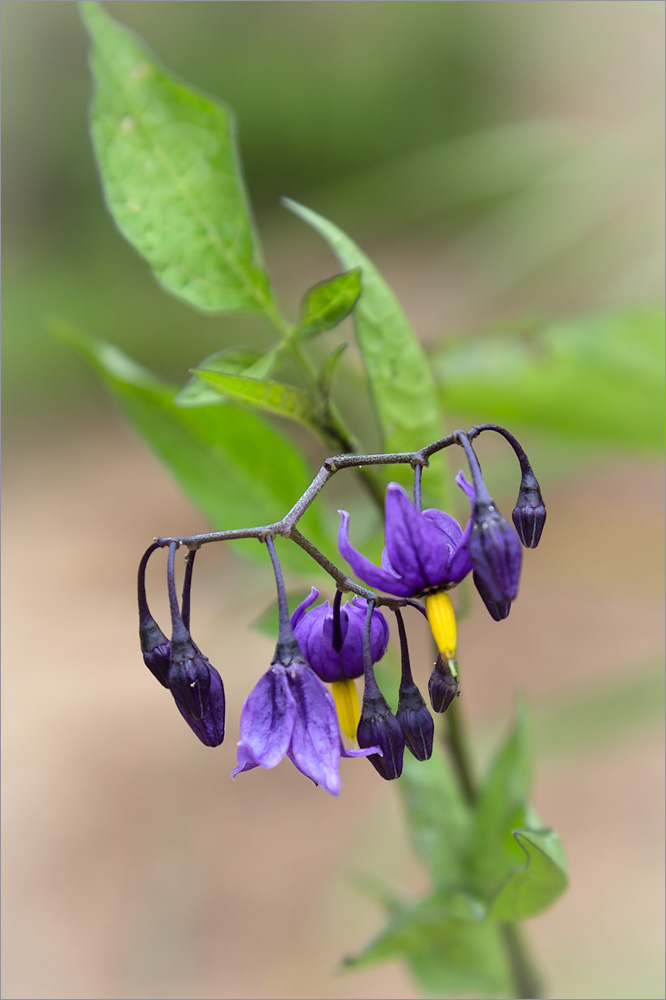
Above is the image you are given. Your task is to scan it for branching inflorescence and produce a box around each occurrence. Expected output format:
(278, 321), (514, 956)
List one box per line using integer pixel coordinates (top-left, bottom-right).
(138, 424), (546, 796)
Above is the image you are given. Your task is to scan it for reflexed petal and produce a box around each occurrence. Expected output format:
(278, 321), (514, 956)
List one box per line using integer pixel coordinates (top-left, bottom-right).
(338, 510), (413, 596)
(287, 666), (343, 796)
(456, 470), (476, 505)
(446, 517), (474, 584)
(290, 587), (319, 628)
(234, 667), (295, 773)
(344, 599), (389, 677)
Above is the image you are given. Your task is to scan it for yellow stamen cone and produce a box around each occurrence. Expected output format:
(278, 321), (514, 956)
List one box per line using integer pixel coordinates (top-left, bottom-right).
(425, 592), (457, 659)
(331, 678), (360, 741)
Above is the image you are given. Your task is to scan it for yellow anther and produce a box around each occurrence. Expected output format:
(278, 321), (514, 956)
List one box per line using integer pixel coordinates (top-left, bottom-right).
(425, 592), (457, 659)
(331, 678), (360, 741)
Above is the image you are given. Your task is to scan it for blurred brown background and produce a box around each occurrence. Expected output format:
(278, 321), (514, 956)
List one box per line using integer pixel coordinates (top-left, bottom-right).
(2, 3), (664, 999)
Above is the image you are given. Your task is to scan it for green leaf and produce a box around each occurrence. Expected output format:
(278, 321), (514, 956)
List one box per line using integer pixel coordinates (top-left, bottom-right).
(176, 348), (264, 407)
(176, 347), (283, 408)
(488, 829), (568, 922)
(294, 269), (361, 337)
(283, 198), (447, 502)
(468, 706), (534, 896)
(433, 306), (665, 452)
(398, 742), (473, 889)
(192, 369), (320, 433)
(347, 892), (512, 999)
(80, 1), (275, 317)
(54, 320), (328, 572)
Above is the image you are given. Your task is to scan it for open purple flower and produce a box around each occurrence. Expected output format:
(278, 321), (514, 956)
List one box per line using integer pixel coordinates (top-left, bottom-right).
(291, 589), (389, 682)
(338, 477), (474, 599)
(232, 649), (377, 796)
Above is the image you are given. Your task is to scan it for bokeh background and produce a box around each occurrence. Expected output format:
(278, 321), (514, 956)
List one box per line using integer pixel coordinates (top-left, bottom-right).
(2, 2), (664, 999)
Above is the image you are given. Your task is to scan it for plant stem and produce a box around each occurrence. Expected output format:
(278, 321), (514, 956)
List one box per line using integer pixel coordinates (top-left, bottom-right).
(500, 923), (543, 1000)
(442, 696), (477, 806)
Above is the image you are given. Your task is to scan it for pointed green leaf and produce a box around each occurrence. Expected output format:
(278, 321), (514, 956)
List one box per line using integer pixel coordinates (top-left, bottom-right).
(283, 199), (447, 501)
(176, 348), (264, 407)
(54, 320), (328, 572)
(192, 369), (321, 433)
(488, 829), (568, 922)
(347, 892), (512, 999)
(294, 269), (361, 337)
(80, 1), (275, 316)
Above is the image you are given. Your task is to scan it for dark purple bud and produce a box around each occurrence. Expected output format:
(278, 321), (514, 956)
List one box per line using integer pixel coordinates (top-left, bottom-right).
(357, 681), (405, 780)
(468, 500), (522, 604)
(140, 617), (171, 687)
(396, 682), (434, 761)
(394, 608), (433, 760)
(167, 636), (211, 720)
(428, 654), (459, 713)
(172, 662), (225, 747)
(512, 470), (547, 548)
(473, 571), (511, 621)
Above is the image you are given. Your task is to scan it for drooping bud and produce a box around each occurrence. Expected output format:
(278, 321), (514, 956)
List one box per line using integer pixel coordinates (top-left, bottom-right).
(458, 433), (523, 605)
(394, 609), (433, 761)
(473, 571), (511, 621)
(138, 543), (170, 687)
(357, 600), (404, 779)
(512, 470), (547, 548)
(172, 660), (225, 747)
(357, 673), (405, 780)
(167, 636), (212, 720)
(428, 654), (459, 714)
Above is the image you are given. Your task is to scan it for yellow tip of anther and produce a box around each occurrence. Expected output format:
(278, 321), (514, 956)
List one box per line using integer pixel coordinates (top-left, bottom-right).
(425, 592), (457, 659)
(331, 678), (361, 741)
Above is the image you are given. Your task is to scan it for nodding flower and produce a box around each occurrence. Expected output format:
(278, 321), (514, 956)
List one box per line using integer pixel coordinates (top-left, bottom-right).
(291, 588), (389, 740)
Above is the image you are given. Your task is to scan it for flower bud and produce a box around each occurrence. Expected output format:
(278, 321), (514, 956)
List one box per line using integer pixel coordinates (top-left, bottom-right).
(396, 681), (434, 761)
(139, 612), (171, 687)
(428, 654), (459, 713)
(468, 500), (522, 604)
(512, 471), (547, 548)
(473, 571), (511, 621)
(167, 636), (212, 720)
(357, 670), (405, 780)
(172, 663), (225, 747)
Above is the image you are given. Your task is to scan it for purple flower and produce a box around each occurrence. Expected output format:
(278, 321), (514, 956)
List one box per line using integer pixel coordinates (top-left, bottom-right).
(232, 646), (378, 796)
(338, 477), (475, 598)
(291, 588), (389, 681)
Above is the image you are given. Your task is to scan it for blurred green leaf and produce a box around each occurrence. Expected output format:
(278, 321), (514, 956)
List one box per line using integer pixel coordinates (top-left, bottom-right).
(80, 1), (276, 317)
(488, 829), (568, 922)
(468, 706), (535, 896)
(347, 892), (512, 999)
(176, 346), (283, 407)
(54, 320), (327, 572)
(283, 198), (448, 502)
(399, 743), (473, 889)
(176, 348), (264, 407)
(434, 306), (665, 451)
(294, 269), (361, 337)
(192, 369), (320, 434)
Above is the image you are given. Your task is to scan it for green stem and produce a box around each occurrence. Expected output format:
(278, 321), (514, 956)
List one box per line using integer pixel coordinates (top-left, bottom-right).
(441, 692), (542, 999)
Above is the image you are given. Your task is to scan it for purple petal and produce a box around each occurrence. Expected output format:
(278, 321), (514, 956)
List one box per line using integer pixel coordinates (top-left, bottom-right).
(290, 587), (319, 629)
(383, 483), (455, 592)
(338, 510), (414, 597)
(340, 744), (382, 758)
(456, 470), (476, 505)
(232, 667), (295, 776)
(287, 666), (343, 796)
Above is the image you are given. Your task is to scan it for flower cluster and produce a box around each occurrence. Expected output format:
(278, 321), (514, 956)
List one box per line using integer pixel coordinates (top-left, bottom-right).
(138, 425), (545, 796)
